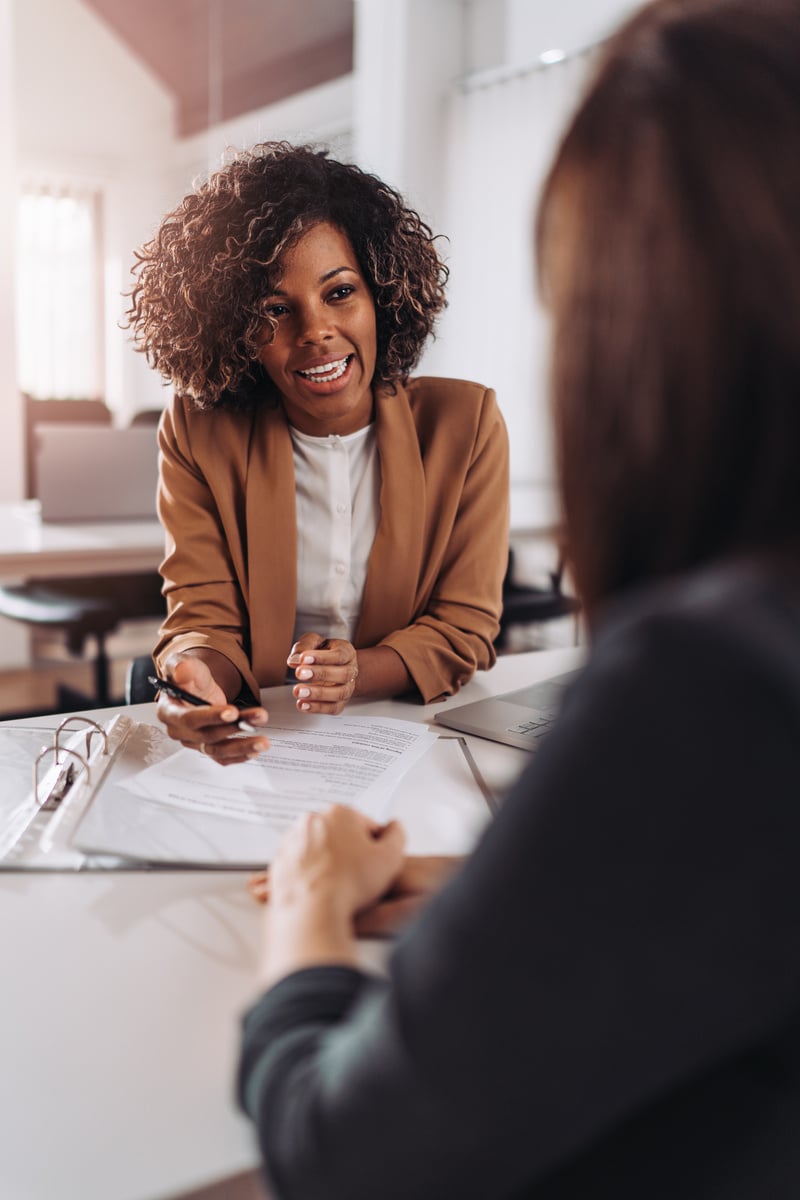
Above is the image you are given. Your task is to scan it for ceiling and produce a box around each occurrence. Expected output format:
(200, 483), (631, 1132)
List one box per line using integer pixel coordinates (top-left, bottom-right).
(81, 0), (354, 137)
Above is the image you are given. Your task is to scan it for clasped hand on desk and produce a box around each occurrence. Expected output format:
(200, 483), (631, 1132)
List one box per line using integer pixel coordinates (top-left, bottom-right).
(249, 814), (463, 941)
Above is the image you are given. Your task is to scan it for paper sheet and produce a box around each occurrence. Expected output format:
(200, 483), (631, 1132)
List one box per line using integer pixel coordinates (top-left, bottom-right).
(120, 714), (438, 833)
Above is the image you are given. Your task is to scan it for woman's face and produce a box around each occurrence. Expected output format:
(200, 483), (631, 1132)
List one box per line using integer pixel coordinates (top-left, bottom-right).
(257, 222), (378, 436)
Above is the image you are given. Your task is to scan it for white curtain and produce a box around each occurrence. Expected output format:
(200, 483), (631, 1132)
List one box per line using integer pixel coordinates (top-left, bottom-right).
(428, 53), (592, 485)
(15, 184), (103, 400)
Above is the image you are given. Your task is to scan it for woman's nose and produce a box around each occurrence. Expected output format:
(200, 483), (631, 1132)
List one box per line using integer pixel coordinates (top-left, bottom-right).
(296, 304), (333, 344)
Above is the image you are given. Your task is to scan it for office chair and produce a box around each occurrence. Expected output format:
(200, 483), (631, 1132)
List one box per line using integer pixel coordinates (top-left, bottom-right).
(0, 573), (165, 712)
(495, 547), (581, 651)
(125, 654), (159, 704)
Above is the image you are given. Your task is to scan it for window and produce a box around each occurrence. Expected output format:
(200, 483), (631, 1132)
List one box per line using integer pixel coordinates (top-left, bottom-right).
(15, 184), (104, 400)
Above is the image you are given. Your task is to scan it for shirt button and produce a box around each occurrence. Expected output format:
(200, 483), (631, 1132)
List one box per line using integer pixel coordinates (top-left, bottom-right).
(335, 562), (346, 575)
(336, 503), (347, 515)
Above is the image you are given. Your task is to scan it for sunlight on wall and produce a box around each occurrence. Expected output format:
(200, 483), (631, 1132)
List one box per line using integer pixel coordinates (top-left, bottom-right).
(16, 187), (102, 400)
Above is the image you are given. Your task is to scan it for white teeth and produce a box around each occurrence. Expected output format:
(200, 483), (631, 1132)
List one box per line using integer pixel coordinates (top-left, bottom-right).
(299, 356), (349, 381)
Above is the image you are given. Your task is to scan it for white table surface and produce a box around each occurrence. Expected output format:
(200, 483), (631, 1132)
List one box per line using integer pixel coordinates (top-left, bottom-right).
(0, 646), (582, 1200)
(0, 500), (164, 581)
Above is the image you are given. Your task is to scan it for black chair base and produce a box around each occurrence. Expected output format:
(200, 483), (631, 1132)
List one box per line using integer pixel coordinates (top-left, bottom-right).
(495, 548), (581, 651)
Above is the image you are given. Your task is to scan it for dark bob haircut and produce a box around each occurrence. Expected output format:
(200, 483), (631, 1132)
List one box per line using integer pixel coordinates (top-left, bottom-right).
(537, 0), (800, 617)
(126, 141), (448, 409)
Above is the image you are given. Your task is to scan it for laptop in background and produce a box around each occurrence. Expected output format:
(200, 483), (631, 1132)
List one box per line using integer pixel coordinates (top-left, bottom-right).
(434, 669), (580, 751)
(35, 425), (159, 522)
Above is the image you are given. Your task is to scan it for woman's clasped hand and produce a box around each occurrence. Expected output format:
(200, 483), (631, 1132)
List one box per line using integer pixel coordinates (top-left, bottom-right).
(287, 634), (360, 715)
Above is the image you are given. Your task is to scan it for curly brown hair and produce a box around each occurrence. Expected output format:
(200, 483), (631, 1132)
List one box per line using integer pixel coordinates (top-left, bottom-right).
(125, 142), (448, 409)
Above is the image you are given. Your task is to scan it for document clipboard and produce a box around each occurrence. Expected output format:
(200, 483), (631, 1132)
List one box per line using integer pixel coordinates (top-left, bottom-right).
(0, 714), (498, 872)
(1, 714), (144, 871)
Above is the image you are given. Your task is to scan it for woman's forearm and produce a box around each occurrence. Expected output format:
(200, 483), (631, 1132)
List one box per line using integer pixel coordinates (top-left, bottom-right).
(352, 645), (414, 701)
(260, 898), (359, 989)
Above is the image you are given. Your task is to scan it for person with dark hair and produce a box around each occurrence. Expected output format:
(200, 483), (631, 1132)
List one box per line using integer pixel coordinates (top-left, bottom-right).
(127, 142), (509, 762)
(237, 1), (800, 1196)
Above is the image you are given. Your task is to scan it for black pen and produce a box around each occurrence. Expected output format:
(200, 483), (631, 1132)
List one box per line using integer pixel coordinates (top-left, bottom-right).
(148, 676), (260, 734)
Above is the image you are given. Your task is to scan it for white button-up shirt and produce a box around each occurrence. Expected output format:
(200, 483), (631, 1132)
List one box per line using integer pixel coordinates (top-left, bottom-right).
(290, 423), (381, 645)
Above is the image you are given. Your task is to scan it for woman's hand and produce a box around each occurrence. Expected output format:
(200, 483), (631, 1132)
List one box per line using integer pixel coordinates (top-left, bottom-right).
(287, 633), (359, 714)
(271, 805), (405, 919)
(355, 855), (465, 936)
(249, 853), (463, 937)
(258, 806), (406, 987)
(155, 652), (269, 765)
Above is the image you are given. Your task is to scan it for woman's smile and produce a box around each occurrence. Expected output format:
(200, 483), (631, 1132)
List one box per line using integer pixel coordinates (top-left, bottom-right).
(295, 353), (354, 389)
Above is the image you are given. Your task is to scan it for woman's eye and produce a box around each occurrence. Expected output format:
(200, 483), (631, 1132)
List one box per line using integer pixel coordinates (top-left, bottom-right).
(329, 285), (355, 301)
(267, 303), (289, 318)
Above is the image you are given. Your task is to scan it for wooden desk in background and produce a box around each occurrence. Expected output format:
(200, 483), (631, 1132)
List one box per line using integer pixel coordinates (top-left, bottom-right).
(0, 501), (164, 582)
(0, 646), (581, 1200)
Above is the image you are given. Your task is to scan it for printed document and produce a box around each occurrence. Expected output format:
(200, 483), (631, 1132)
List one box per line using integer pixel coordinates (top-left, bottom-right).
(121, 713), (437, 833)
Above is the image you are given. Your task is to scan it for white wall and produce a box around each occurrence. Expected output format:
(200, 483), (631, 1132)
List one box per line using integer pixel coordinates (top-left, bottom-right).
(171, 75), (353, 207)
(353, 0), (645, 485)
(353, 0), (463, 228)
(506, 0), (642, 61)
(0, 0), (21, 504)
(13, 0), (177, 426)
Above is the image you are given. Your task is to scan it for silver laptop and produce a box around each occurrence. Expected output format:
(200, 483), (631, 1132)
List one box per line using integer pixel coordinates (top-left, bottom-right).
(35, 425), (159, 522)
(434, 669), (580, 751)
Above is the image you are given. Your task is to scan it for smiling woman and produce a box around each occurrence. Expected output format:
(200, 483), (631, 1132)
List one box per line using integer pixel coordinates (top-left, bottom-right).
(124, 142), (509, 763)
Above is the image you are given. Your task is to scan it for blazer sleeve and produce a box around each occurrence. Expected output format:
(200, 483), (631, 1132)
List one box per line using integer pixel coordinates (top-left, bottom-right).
(379, 387), (509, 703)
(237, 604), (800, 1199)
(152, 398), (259, 697)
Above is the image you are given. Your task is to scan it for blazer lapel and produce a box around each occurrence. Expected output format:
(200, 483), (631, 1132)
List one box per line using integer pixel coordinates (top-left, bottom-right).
(245, 406), (297, 682)
(355, 383), (426, 647)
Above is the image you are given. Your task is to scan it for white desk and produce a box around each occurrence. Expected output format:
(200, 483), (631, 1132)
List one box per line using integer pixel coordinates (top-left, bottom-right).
(0, 646), (581, 1200)
(0, 501), (164, 582)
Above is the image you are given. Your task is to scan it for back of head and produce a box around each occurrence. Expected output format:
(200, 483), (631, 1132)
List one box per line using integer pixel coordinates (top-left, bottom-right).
(538, 0), (800, 615)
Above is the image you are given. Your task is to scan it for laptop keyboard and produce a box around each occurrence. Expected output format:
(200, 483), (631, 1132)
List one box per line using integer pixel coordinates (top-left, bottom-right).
(506, 713), (555, 740)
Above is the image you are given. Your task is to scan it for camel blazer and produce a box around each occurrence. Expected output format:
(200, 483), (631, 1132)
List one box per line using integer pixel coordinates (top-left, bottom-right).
(153, 377), (509, 704)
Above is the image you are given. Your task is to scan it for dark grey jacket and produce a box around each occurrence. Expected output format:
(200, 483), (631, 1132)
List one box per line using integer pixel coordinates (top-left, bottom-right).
(239, 557), (800, 1200)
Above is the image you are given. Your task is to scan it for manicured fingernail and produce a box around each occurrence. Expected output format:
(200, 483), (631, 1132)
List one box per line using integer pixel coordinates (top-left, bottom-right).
(221, 708), (237, 721)
(302, 655), (315, 664)
(296, 687), (310, 698)
(300, 703), (310, 711)
(296, 668), (313, 680)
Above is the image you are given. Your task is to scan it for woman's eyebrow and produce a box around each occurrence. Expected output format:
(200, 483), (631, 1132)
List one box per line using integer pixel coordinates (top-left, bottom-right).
(267, 266), (358, 297)
(319, 265), (358, 283)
